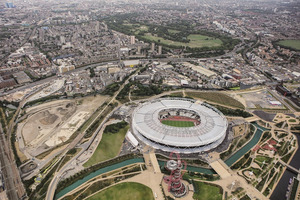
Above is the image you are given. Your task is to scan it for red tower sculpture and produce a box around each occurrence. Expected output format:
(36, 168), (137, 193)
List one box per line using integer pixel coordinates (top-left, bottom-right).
(163, 152), (187, 198)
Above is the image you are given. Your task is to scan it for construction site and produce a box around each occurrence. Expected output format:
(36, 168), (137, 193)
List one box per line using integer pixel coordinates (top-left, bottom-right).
(16, 95), (108, 160)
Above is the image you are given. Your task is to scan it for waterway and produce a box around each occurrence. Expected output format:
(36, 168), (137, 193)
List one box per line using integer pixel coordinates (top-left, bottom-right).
(270, 133), (300, 200)
(158, 160), (215, 174)
(225, 123), (268, 166)
(55, 158), (144, 200)
(55, 123), (268, 199)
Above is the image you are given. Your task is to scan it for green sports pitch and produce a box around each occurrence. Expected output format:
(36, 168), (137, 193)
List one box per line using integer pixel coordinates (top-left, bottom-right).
(161, 120), (195, 127)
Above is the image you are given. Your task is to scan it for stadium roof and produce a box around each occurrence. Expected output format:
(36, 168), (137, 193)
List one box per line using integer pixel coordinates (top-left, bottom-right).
(132, 98), (227, 149)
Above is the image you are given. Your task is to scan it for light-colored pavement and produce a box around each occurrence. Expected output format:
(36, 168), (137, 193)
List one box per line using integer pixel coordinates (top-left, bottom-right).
(210, 159), (231, 179)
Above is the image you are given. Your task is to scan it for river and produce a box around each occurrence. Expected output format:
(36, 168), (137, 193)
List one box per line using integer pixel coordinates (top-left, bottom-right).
(54, 123), (268, 199)
(270, 133), (300, 200)
(55, 158), (144, 200)
(225, 123), (268, 166)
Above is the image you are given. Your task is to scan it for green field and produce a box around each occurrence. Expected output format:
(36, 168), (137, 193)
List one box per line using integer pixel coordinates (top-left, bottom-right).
(168, 29), (180, 34)
(277, 40), (300, 51)
(161, 120), (195, 127)
(186, 92), (245, 109)
(122, 23), (222, 48)
(193, 181), (223, 200)
(83, 125), (129, 167)
(87, 182), (154, 200)
(142, 33), (222, 48)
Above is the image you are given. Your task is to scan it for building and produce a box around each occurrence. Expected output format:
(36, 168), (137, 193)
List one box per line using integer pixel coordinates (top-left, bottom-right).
(123, 60), (140, 68)
(137, 46), (142, 54)
(130, 35), (135, 45)
(5, 2), (15, 8)
(276, 83), (291, 96)
(130, 98), (228, 154)
(158, 45), (162, 55)
(151, 43), (155, 52)
(60, 36), (65, 44)
(13, 71), (31, 84)
(0, 79), (16, 89)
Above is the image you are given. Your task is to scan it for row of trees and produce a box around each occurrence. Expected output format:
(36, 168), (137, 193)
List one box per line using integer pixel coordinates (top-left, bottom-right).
(56, 153), (142, 194)
(104, 121), (128, 134)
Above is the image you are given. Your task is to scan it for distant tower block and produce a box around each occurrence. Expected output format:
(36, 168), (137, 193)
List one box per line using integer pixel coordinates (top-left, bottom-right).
(60, 36), (65, 44)
(158, 45), (162, 55)
(130, 35), (135, 45)
(95, 21), (100, 32)
(151, 42), (155, 52)
(164, 152), (187, 198)
(137, 46), (142, 54)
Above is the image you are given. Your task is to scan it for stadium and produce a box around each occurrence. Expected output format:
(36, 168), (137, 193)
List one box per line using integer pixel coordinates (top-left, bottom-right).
(130, 98), (228, 154)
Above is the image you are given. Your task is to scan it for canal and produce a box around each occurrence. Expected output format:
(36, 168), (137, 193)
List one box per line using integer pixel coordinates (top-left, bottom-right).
(225, 123), (268, 166)
(55, 123), (268, 199)
(270, 133), (300, 200)
(55, 158), (144, 200)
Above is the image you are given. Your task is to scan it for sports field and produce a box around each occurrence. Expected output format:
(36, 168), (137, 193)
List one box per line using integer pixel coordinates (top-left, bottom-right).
(161, 120), (195, 127)
(86, 182), (154, 200)
(277, 39), (300, 51)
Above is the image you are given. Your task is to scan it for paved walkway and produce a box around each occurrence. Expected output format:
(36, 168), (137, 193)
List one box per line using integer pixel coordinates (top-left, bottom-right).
(209, 174), (268, 200)
(245, 116), (260, 122)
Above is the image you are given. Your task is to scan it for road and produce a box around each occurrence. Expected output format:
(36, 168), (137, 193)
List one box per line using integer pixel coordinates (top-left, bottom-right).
(1, 37), (246, 98)
(45, 68), (140, 200)
(0, 82), (56, 199)
(0, 126), (25, 200)
(267, 88), (296, 112)
(0, 60), (120, 97)
(0, 18), (45, 66)
(0, 96), (27, 200)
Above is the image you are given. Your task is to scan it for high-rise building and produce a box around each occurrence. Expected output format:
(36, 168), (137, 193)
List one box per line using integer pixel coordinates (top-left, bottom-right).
(137, 46), (142, 54)
(130, 35), (135, 45)
(95, 21), (100, 32)
(151, 42), (155, 51)
(60, 36), (65, 44)
(158, 45), (162, 55)
(5, 2), (15, 8)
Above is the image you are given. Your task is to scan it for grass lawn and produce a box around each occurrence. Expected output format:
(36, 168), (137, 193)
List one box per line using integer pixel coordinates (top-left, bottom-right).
(193, 181), (223, 200)
(83, 125), (129, 167)
(186, 92), (245, 109)
(255, 155), (272, 163)
(229, 86), (241, 90)
(162, 120), (194, 127)
(277, 40), (300, 51)
(168, 29), (180, 34)
(142, 33), (222, 48)
(86, 182), (154, 200)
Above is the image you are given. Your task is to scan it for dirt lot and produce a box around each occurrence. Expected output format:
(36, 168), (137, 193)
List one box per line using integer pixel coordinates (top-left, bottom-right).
(18, 95), (108, 157)
(235, 89), (285, 110)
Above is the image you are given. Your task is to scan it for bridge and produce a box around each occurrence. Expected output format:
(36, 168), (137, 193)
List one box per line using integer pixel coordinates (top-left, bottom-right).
(209, 159), (232, 179)
(279, 160), (300, 174)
